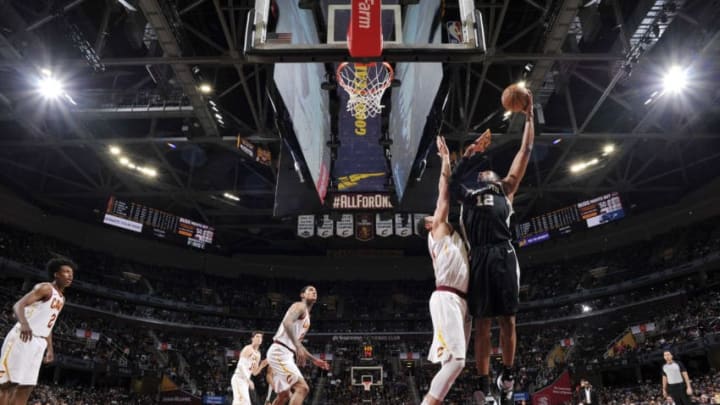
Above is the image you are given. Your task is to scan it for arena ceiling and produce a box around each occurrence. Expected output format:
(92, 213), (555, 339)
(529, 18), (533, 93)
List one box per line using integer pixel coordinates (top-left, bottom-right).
(0, 0), (719, 255)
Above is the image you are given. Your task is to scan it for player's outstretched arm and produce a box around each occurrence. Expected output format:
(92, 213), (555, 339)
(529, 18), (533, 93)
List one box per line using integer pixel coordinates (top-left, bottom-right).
(502, 91), (534, 202)
(431, 136), (452, 238)
(13, 283), (53, 342)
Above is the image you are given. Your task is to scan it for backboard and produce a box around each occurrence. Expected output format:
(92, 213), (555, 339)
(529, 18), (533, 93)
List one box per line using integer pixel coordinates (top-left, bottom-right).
(245, 0), (486, 63)
(351, 366), (383, 386)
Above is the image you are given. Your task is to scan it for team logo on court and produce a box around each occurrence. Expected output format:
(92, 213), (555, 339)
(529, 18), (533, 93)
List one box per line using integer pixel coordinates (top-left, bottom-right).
(354, 213), (375, 241)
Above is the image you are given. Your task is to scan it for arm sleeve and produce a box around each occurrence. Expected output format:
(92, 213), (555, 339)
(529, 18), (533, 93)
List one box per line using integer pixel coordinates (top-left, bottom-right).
(449, 154), (487, 204)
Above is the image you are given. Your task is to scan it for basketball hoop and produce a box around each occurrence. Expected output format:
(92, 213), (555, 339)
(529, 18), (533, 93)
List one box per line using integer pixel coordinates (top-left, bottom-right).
(361, 381), (373, 392)
(336, 62), (394, 119)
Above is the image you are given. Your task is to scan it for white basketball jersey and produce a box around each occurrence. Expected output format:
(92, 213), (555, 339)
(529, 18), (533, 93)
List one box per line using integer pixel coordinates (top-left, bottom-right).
(234, 347), (260, 377)
(428, 231), (469, 292)
(17, 284), (64, 338)
(273, 307), (310, 352)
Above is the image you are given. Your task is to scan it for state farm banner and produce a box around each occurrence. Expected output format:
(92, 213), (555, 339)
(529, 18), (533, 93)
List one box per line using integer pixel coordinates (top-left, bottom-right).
(630, 323), (656, 335)
(316, 214), (334, 238)
(375, 214), (394, 237)
(334, 63), (387, 193)
(336, 214), (354, 238)
(560, 338), (574, 347)
(297, 215), (315, 238)
(531, 370), (573, 405)
(75, 329), (100, 341)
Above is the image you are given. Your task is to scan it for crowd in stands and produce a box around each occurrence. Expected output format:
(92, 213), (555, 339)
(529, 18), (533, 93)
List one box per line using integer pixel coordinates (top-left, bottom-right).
(0, 213), (717, 403)
(28, 383), (154, 405)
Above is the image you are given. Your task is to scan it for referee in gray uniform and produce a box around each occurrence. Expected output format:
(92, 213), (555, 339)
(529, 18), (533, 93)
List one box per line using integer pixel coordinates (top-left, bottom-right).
(661, 350), (693, 405)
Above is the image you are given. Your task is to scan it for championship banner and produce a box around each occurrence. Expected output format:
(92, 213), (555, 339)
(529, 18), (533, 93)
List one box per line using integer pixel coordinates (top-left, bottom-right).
(355, 213), (375, 241)
(334, 63), (387, 192)
(297, 215), (315, 238)
(531, 370), (573, 405)
(630, 323), (656, 335)
(394, 214), (413, 237)
(413, 214), (429, 236)
(375, 214), (394, 237)
(317, 214), (334, 238)
(336, 214), (354, 237)
(75, 329), (100, 341)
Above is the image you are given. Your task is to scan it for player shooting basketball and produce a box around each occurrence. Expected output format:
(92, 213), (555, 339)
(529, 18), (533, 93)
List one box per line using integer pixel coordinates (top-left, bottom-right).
(449, 91), (534, 405)
(417, 135), (471, 405)
(266, 286), (330, 405)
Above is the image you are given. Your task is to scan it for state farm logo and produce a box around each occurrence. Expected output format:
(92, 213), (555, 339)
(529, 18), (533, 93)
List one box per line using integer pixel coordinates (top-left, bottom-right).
(357, 0), (376, 29)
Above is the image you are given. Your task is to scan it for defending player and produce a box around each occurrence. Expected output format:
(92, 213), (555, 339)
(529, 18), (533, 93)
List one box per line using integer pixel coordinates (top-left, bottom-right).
(449, 91), (534, 405)
(418, 135), (471, 405)
(231, 331), (268, 405)
(266, 286), (330, 405)
(0, 258), (75, 405)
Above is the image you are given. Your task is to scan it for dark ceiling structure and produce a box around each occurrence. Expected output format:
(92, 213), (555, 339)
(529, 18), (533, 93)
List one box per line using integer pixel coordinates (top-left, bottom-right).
(0, 0), (719, 255)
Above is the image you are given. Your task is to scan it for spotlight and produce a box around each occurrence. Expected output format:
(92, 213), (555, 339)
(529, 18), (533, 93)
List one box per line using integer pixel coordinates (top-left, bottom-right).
(167, 142), (177, 149)
(603, 144), (615, 155)
(38, 77), (64, 99)
(588, 158), (599, 165)
(552, 138), (562, 145)
(581, 304), (592, 313)
(663, 66), (687, 94)
(223, 192), (240, 201)
(517, 80), (527, 89)
(208, 100), (217, 107)
(128, 163), (137, 169)
(524, 63), (534, 72)
(119, 156), (129, 165)
(109, 146), (121, 155)
(214, 113), (223, 120)
(198, 83), (213, 94)
(570, 163), (586, 173)
(503, 111), (512, 120)
(40, 68), (52, 77)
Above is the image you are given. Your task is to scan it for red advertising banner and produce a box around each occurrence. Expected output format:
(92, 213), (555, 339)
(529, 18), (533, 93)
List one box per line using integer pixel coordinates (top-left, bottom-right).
(532, 371), (573, 405)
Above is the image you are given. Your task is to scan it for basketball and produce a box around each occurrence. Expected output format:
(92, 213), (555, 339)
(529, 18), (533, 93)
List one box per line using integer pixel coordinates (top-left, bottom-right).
(501, 84), (530, 113)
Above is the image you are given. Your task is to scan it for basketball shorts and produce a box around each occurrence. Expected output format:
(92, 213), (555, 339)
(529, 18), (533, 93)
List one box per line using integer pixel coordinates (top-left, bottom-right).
(0, 326), (48, 386)
(428, 291), (471, 363)
(266, 343), (303, 394)
(231, 374), (252, 405)
(468, 241), (520, 318)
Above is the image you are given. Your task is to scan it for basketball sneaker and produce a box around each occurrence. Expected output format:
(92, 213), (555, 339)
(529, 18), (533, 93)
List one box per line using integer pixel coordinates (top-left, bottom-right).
(496, 372), (515, 405)
(473, 390), (497, 405)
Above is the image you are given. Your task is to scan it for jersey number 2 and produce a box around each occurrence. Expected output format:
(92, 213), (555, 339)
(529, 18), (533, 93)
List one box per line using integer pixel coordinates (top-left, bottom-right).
(47, 314), (57, 328)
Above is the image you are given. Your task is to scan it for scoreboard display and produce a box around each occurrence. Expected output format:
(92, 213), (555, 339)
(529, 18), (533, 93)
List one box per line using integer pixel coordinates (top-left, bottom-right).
(103, 196), (214, 249)
(516, 192), (624, 247)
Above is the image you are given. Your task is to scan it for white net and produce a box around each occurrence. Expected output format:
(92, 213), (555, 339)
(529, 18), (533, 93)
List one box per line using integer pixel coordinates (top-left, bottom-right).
(336, 62), (393, 119)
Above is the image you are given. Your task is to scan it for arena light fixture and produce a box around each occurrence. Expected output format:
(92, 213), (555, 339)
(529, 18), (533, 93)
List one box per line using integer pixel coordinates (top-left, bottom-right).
(109, 146), (121, 155)
(119, 156), (129, 165)
(502, 111), (512, 120)
(517, 80), (527, 89)
(223, 192), (240, 201)
(663, 66), (687, 94)
(570, 162), (586, 173)
(552, 138), (562, 145)
(198, 83), (213, 94)
(38, 77), (64, 99)
(581, 304), (592, 313)
(603, 144), (615, 155)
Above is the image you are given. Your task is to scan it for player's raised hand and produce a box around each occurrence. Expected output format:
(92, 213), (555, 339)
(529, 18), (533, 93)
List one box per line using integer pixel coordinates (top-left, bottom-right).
(523, 89), (534, 118)
(313, 358), (330, 371)
(464, 129), (492, 157)
(436, 136), (450, 159)
(19, 322), (33, 342)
